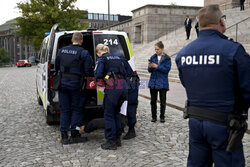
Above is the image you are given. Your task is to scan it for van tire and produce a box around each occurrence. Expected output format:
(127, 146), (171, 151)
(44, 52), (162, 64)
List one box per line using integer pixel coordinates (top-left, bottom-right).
(37, 90), (43, 105)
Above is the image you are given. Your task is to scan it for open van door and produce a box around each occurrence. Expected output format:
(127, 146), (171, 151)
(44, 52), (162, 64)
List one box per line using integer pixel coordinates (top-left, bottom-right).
(44, 24), (59, 124)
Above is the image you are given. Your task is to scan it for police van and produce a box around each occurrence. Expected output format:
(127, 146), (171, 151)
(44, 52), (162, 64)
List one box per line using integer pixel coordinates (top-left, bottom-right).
(36, 24), (135, 125)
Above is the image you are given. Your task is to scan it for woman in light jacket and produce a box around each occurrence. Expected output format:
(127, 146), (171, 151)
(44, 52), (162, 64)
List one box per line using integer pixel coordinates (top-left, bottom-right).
(148, 41), (171, 123)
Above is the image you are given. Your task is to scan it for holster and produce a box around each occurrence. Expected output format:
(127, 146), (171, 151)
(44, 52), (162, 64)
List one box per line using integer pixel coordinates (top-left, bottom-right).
(53, 72), (61, 91)
(80, 76), (86, 92)
(184, 100), (248, 152)
(226, 116), (248, 152)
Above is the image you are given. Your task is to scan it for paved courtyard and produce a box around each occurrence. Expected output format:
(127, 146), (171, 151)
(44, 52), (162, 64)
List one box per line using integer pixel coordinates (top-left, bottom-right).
(0, 67), (249, 167)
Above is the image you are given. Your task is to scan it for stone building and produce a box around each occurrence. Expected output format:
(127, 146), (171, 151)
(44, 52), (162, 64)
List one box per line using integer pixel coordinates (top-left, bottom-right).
(108, 5), (201, 44)
(204, 0), (250, 10)
(0, 19), (37, 64)
(87, 13), (131, 29)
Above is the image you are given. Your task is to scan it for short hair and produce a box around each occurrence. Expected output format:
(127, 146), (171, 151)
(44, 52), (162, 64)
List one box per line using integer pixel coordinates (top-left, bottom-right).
(198, 4), (222, 28)
(155, 41), (164, 49)
(96, 44), (110, 53)
(72, 32), (83, 42)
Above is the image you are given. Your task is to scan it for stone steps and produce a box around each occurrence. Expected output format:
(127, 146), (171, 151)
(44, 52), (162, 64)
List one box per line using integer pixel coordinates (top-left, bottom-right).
(132, 6), (250, 82)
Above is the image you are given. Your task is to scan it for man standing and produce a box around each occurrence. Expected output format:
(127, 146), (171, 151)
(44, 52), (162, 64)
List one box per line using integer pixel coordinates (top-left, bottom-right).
(176, 5), (250, 167)
(194, 16), (199, 37)
(240, 0), (245, 11)
(56, 32), (93, 145)
(184, 15), (192, 40)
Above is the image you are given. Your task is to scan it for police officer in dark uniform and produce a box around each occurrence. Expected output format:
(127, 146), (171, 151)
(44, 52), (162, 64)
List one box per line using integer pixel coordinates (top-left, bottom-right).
(175, 5), (250, 166)
(93, 44), (131, 150)
(123, 72), (140, 140)
(56, 32), (93, 145)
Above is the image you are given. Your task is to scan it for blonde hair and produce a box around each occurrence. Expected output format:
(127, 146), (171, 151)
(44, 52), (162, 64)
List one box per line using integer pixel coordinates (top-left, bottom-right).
(198, 4), (222, 28)
(96, 44), (110, 53)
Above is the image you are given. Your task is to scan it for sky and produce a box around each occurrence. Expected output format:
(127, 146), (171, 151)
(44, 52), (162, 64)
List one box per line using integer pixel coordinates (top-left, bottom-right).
(0, 0), (204, 25)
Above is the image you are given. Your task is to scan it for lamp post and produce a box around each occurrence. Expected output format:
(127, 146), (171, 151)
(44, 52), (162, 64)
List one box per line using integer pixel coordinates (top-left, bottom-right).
(108, 0), (110, 30)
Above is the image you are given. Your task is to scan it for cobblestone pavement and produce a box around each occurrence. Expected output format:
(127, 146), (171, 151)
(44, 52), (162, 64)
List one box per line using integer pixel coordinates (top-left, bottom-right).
(0, 67), (249, 167)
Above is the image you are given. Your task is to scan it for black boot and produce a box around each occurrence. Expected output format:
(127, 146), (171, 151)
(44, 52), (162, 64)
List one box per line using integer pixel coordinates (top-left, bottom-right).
(61, 132), (69, 145)
(123, 126), (136, 140)
(69, 130), (88, 144)
(116, 137), (122, 147)
(101, 140), (117, 150)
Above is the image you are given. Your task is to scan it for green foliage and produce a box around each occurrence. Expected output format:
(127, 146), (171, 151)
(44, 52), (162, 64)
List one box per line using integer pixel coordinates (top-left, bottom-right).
(0, 47), (10, 63)
(16, 0), (88, 50)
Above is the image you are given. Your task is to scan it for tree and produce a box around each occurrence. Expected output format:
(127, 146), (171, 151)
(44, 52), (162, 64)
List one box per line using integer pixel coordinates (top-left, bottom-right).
(16, 0), (88, 50)
(0, 47), (10, 64)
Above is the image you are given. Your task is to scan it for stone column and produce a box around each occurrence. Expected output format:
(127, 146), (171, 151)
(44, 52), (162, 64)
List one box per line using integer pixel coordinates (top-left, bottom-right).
(13, 37), (17, 64)
(19, 37), (22, 60)
(25, 43), (28, 60)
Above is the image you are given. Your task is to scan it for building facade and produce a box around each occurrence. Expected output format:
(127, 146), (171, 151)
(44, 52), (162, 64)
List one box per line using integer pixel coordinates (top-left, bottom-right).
(109, 5), (201, 44)
(87, 13), (131, 29)
(204, 0), (250, 10)
(0, 19), (37, 64)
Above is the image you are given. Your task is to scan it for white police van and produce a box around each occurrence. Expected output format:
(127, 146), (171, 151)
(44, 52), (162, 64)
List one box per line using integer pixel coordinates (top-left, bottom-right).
(36, 24), (135, 125)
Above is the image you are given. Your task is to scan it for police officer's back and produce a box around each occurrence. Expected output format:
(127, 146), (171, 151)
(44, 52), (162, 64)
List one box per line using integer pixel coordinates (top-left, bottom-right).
(175, 5), (250, 167)
(55, 32), (93, 145)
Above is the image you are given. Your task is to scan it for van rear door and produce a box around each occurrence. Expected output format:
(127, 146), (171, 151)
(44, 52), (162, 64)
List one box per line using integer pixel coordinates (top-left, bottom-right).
(45, 24), (59, 108)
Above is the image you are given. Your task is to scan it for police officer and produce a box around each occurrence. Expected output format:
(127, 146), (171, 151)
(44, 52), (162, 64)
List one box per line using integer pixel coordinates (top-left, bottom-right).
(56, 32), (93, 145)
(175, 5), (250, 166)
(123, 71), (140, 140)
(94, 44), (131, 150)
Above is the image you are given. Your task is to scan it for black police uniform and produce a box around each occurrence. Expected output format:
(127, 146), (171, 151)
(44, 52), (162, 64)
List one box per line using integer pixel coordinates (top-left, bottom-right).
(56, 44), (93, 144)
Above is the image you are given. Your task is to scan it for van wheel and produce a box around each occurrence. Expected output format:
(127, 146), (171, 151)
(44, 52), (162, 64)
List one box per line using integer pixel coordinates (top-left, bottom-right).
(37, 90), (43, 105)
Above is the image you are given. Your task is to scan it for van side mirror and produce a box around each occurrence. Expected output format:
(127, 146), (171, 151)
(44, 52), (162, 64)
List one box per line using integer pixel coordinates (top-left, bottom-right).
(35, 59), (40, 63)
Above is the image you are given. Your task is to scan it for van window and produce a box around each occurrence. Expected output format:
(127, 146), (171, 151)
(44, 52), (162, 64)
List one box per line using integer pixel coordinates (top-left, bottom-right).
(40, 40), (47, 64)
(57, 32), (94, 61)
(94, 34), (130, 60)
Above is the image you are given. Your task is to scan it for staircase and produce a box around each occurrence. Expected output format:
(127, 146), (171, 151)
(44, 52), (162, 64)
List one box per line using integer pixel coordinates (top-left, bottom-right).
(132, 6), (250, 82)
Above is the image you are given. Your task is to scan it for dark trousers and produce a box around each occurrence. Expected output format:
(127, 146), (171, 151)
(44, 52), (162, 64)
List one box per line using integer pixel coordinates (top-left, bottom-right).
(84, 118), (105, 133)
(187, 118), (245, 167)
(103, 88), (127, 140)
(150, 89), (167, 119)
(195, 28), (199, 37)
(59, 88), (83, 132)
(240, 1), (245, 10)
(185, 27), (191, 39)
(127, 88), (139, 127)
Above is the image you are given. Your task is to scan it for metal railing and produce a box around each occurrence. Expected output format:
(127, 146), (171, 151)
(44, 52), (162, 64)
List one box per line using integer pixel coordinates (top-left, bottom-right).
(226, 17), (250, 42)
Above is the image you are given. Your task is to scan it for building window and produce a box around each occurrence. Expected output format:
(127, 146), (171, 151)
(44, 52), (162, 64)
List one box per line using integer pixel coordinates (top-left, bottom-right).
(110, 15), (114, 21)
(99, 14), (104, 20)
(88, 13), (93, 20)
(89, 22), (92, 28)
(114, 15), (118, 21)
(94, 13), (98, 20)
(104, 14), (108, 20)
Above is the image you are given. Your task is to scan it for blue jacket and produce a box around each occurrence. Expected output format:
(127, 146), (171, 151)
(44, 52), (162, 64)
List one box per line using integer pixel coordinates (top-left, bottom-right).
(55, 44), (93, 89)
(175, 30), (250, 113)
(148, 53), (172, 89)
